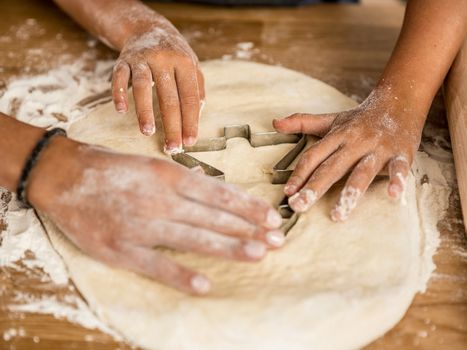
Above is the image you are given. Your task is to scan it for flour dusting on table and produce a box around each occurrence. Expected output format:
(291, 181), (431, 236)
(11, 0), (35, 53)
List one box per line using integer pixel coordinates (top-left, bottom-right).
(0, 57), (120, 339)
(0, 57), (456, 347)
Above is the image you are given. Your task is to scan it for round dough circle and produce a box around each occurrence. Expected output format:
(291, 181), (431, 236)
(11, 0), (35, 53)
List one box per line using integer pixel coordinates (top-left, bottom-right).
(41, 60), (425, 350)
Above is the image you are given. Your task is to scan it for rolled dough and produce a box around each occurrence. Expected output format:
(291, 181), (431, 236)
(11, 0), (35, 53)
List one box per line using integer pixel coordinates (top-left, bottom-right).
(40, 60), (438, 350)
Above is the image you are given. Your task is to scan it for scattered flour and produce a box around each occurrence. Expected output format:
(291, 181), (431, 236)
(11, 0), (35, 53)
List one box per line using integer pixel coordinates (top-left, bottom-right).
(331, 186), (362, 222)
(0, 57), (121, 340)
(3, 327), (25, 342)
(0, 57), (114, 129)
(0, 52), (459, 347)
(0, 201), (68, 284)
(0, 195), (120, 340)
(222, 42), (259, 61)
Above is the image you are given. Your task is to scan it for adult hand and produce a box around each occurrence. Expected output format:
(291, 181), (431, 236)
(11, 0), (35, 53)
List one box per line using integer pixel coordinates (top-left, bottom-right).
(28, 139), (284, 295)
(273, 91), (424, 221)
(111, 19), (204, 154)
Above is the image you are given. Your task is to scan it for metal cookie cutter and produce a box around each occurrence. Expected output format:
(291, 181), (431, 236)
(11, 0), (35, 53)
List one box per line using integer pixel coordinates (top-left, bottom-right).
(171, 124), (307, 234)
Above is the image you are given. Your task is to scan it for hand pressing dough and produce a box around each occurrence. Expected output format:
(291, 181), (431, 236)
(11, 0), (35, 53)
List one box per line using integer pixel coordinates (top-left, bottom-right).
(40, 60), (440, 350)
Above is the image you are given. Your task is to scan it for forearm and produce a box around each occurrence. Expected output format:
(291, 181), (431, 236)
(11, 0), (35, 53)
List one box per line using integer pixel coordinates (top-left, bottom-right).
(373, 0), (467, 118)
(53, 0), (170, 50)
(0, 114), (45, 191)
(0, 113), (80, 210)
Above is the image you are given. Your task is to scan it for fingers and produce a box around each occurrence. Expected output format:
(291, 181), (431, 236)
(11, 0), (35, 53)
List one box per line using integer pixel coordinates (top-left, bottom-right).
(284, 135), (344, 196)
(169, 201), (285, 248)
(130, 62), (155, 136)
(330, 154), (382, 221)
(133, 220), (269, 262)
(175, 65), (200, 147)
(288, 147), (360, 213)
(112, 61), (130, 113)
(115, 244), (210, 295)
(197, 69), (206, 106)
(388, 155), (410, 199)
(152, 67), (183, 154)
(179, 174), (283, 230)
(273, 113), (336, 136)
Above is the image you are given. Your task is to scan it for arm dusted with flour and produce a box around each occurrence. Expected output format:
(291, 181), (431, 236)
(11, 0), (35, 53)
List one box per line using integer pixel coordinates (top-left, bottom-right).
(0, 113), (285, 294)
(274, 0), (467, 220)
(54, 0), (204, 153)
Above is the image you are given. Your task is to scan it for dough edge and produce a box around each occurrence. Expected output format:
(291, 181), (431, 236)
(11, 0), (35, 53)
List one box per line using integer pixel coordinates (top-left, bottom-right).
(37, 60), (449, 350)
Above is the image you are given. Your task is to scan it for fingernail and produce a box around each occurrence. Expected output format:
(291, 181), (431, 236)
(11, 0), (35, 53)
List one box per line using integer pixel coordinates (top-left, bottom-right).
(244, 241), (266, 259)
(289, 189), (317, 213)
(116, 103), (126, 113)
(142, 124), (155, 136)
(330, 208), (342, 222)
(184, 136), (197, 147)
(163, 144), (184, 155)
(190, 165), (205, 174)
(266, 209), (282, 228)
(266, 230), (285, 247)
(284, 183), (297, 195)
(191, 275), (211, 294)
(388, 183), (402, 199)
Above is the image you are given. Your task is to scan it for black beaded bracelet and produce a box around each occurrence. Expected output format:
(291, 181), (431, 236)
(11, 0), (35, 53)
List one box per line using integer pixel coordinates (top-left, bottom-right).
(16, 128), (67, 208)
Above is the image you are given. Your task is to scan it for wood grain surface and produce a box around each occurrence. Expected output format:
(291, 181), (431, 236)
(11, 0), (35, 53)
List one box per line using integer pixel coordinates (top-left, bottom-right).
(445, 39), (467, 233)
(1, 0), (466, 349)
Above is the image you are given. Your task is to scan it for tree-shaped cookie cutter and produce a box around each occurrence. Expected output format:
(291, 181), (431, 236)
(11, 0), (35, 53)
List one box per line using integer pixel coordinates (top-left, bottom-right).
(171, 124), (307, 234)
(75, 93), (305, 233)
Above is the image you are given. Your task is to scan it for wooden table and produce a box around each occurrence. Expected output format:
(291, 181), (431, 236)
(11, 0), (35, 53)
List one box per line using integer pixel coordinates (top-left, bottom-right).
(1, 0), (466, 349)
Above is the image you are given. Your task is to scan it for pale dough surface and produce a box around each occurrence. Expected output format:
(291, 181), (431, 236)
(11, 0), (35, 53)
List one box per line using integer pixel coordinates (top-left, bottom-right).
(41, 60), (428, 350)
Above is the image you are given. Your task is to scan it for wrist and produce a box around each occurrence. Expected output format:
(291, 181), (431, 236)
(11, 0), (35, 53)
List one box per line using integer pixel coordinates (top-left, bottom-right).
(363, 80), (430, 123)
(27, 137), (84, 211)
(120, 17), (179, 50)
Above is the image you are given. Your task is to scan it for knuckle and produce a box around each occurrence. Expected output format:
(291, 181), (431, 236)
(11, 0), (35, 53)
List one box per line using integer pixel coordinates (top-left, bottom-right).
(181, 95), (200, 107)
(289, 113), (302, 120)
(113, 61), (129, 73)
(136, 109), (154, 119)
(132, 78), (151, 89)
(176, 53), (195, 66)
(162, 96), (180, 108)
(300, 149), (315, 163)
(131, 62), (150, 75)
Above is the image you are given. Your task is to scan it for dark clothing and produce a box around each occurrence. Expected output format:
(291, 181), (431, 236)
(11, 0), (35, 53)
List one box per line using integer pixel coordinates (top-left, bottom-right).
(157, 0), (358, 7)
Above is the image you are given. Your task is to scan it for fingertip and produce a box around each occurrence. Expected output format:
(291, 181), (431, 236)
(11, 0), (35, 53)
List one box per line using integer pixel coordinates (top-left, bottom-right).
(190, 274), (211, 295)
(330, 208), (343, 222)
(265, 209), (282, 229)
(288, 189), (317, 213)
(141, 123), (156, 136)
(388, 182), (402, 199)
(265, 230), (285, 248)
(272, 117), (287, 131)
(284, 183), (297, 196)
(116, 102), (127, 114)
(183, 136), (197, 147)
(243, 240), (267, 260)
(164, 142), (184, 155)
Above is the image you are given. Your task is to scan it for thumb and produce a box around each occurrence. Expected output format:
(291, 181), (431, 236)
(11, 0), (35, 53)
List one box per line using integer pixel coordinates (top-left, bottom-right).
(273, 113), (336, 137)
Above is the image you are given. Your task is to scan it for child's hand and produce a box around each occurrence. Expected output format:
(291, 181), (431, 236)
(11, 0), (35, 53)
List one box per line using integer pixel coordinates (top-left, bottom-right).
(111, 20), (205, 153)
(28, 138), (284, 295)
(273, 91), (424, 221)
